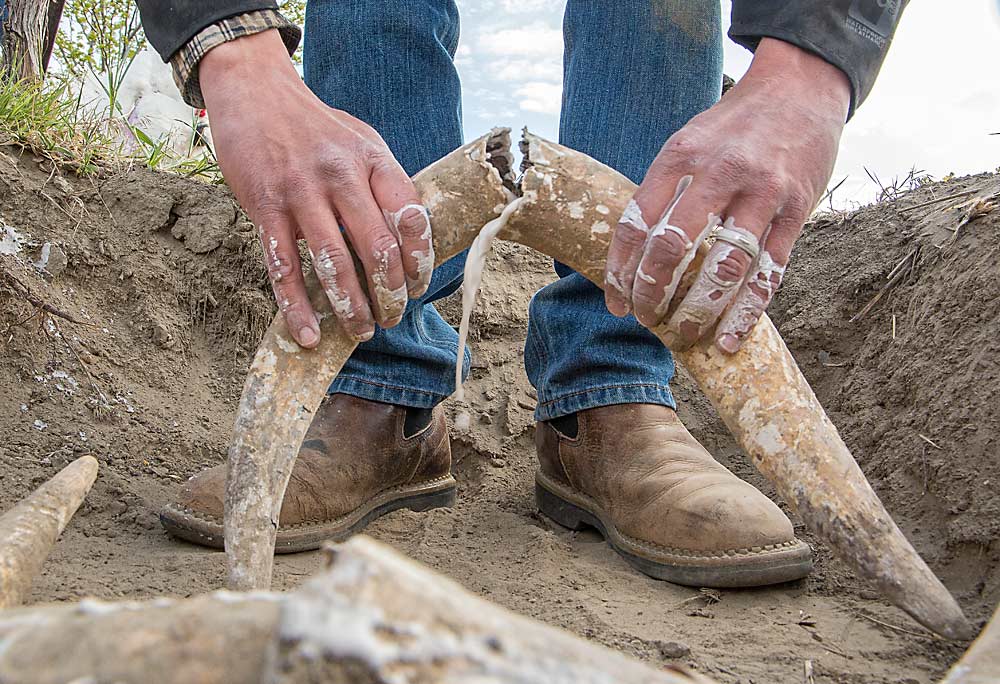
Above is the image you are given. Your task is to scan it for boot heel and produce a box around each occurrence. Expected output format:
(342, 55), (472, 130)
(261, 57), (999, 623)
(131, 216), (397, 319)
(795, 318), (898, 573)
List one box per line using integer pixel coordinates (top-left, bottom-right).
(406, 486), (457, 513)
(535, 481), (591, 531)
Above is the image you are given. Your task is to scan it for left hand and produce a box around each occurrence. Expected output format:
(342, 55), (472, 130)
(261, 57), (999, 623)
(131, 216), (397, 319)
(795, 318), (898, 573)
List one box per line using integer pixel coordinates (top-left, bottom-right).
(603, 38), (852, 354)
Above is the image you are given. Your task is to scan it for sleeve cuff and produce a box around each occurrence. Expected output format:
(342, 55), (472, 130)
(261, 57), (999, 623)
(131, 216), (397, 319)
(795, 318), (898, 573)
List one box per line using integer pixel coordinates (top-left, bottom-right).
(728, 25), (861, 121)
(170, 9), (302, 109)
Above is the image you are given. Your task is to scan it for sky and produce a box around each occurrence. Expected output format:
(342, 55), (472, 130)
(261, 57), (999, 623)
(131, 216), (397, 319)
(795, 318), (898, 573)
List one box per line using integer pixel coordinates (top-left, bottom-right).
(453, 1), (1000, 209)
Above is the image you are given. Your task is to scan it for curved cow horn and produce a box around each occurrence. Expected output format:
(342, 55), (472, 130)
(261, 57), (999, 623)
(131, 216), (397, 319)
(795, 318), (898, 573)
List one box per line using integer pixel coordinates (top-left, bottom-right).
(224, 129), (516, 591)
(500, 132), (970, 640)
(224, 129), (971, 641)
(0, 456), (99, 608)
(940, 606), (998, 683)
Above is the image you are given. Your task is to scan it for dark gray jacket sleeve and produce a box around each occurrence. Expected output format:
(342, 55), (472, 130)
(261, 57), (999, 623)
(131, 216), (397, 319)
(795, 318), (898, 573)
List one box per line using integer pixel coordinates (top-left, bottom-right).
(729, 0), (908, 118)
(136, 0), (280, 60)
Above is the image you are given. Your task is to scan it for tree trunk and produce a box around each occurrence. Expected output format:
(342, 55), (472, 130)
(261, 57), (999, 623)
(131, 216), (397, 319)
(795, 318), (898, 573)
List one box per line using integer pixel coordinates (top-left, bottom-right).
(40, 0), (63, 73)
(1, 0), (48, 80)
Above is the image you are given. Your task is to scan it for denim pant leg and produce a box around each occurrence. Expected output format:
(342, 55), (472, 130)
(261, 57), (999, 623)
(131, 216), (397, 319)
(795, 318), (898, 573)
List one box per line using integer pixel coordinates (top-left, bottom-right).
(304, 0), (471, 408)
(525, 0), (723, 421)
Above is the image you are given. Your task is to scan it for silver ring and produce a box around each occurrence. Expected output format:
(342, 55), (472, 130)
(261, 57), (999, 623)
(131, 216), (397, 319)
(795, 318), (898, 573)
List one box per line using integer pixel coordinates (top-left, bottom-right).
(715, 226), (760, 260)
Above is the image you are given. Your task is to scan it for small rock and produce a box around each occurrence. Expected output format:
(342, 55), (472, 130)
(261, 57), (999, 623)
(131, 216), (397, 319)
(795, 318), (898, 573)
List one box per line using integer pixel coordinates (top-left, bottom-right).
(656, 641), (691, 659)
(46, 244), (68, 276)
(152, 323), (174, 349)
(52, 175), (73, 193)
(150, 465), (169, 477)
(490, 458), (506, 469)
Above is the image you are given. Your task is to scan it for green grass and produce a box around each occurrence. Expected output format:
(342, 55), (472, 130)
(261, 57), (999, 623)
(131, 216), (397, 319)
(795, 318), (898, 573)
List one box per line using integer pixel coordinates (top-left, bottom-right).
(0, 71), (222, 182)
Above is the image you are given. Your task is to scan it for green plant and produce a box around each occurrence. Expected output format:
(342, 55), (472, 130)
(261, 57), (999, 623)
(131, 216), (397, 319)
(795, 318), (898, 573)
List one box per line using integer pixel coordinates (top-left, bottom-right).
(0, 69), (112, 174)
(1, 2), (306, 182)
(54, 0), (143, 79)
(56, 0), (305, 78)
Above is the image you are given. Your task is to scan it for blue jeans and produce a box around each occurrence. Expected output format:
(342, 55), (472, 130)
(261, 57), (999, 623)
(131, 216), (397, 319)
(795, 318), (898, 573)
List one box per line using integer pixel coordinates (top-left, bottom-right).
(304, 0), (722, 421)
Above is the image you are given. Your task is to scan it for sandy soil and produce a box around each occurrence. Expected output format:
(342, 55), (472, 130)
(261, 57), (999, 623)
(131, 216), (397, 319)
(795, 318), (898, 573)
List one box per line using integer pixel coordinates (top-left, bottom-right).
(1, 145), (997, 683)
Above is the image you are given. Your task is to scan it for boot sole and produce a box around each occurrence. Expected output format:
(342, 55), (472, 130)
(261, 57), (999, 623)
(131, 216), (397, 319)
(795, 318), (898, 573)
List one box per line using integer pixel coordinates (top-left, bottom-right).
(160, 475), (457, 554)
(536, 472), (813, 588)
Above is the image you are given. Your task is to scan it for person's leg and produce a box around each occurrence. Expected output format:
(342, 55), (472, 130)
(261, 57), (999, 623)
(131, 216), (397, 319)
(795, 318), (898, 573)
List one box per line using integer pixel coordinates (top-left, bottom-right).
(525, 0), (723, 421)
(161, 1), (470, 549)
(304, 0), (469, 408)
(530, 1), (812, 587)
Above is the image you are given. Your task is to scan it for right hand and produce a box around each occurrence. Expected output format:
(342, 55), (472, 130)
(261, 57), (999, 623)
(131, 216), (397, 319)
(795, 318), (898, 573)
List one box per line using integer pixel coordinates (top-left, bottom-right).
(200, 29), (433, 348)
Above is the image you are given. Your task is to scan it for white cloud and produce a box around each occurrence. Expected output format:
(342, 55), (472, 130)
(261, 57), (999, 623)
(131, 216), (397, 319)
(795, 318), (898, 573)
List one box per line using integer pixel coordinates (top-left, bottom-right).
(456, 0), (563, 16)
(829, 3), (1000, 206)
(492, 59), (562, 83)
(499, 0), (562, 13)
(515, 81), (562, 114)
(477, 23), (563, 59)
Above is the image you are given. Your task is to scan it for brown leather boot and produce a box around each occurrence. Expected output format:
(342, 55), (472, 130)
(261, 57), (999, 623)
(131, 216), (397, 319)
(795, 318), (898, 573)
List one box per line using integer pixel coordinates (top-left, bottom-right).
(160, 394), (456, 552)
(535, 404), (812, 587)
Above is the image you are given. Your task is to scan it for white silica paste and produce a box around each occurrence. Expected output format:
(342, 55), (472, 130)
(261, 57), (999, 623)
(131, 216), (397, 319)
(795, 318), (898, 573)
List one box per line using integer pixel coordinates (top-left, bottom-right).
(452, 198), (525, 428)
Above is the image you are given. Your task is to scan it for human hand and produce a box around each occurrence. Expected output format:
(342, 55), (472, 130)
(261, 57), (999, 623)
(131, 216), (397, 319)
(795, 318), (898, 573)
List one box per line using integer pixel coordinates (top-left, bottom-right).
(604, 38), (851, 354)
(200, 30), (433, 348)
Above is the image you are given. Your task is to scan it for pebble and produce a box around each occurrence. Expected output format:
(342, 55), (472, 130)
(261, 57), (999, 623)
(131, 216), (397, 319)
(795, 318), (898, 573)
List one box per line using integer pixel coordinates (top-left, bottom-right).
(656, 641), (691, 659)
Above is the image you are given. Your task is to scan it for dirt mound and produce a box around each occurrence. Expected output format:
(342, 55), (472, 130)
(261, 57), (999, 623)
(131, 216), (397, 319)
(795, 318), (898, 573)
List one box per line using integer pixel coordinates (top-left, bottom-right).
(0, 145), (996, 683)
(770, 175), (1000, 617)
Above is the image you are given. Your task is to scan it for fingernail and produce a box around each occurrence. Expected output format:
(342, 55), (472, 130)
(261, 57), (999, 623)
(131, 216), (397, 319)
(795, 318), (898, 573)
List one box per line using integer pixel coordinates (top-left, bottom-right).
(606, 300), (629, 318)
(352, 329), (375, 343)
(406, 275), (430, 299)
(299, 326), (319, 347)
(661, 331), (679, 348)
(398, 206), (431, 237)
(717, 333), (740, 354)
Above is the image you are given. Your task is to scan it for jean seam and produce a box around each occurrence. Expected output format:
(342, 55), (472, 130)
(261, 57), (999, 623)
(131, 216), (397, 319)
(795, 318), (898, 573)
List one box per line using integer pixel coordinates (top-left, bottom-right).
(537, 382), (672, 408)
(331, 375), (446, 399)
(527, 296), (551, 369)
(415, 304), (460, 351)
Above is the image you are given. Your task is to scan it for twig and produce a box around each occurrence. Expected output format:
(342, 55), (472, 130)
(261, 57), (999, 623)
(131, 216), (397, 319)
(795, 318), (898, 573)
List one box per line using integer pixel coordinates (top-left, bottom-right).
(803, 660), (815, 684)
(918, 433), (942, 450)
(1, 309), (40, 337)
(856, 612), (944, 641)
(885, 248), (919, 283)
(38, 190), (83, 229)
(51, 318), (109, 405)
(947, 194), (997, 245)
(0, 269), (92, 325)
(850, 250), (917, 323)
(819, 175), (848, 209)
(898, 189), (977, 214)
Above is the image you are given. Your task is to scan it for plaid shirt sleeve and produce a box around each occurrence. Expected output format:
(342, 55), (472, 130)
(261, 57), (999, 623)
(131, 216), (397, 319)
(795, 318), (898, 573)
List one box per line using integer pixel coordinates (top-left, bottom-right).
(170, 9), (302, 109)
